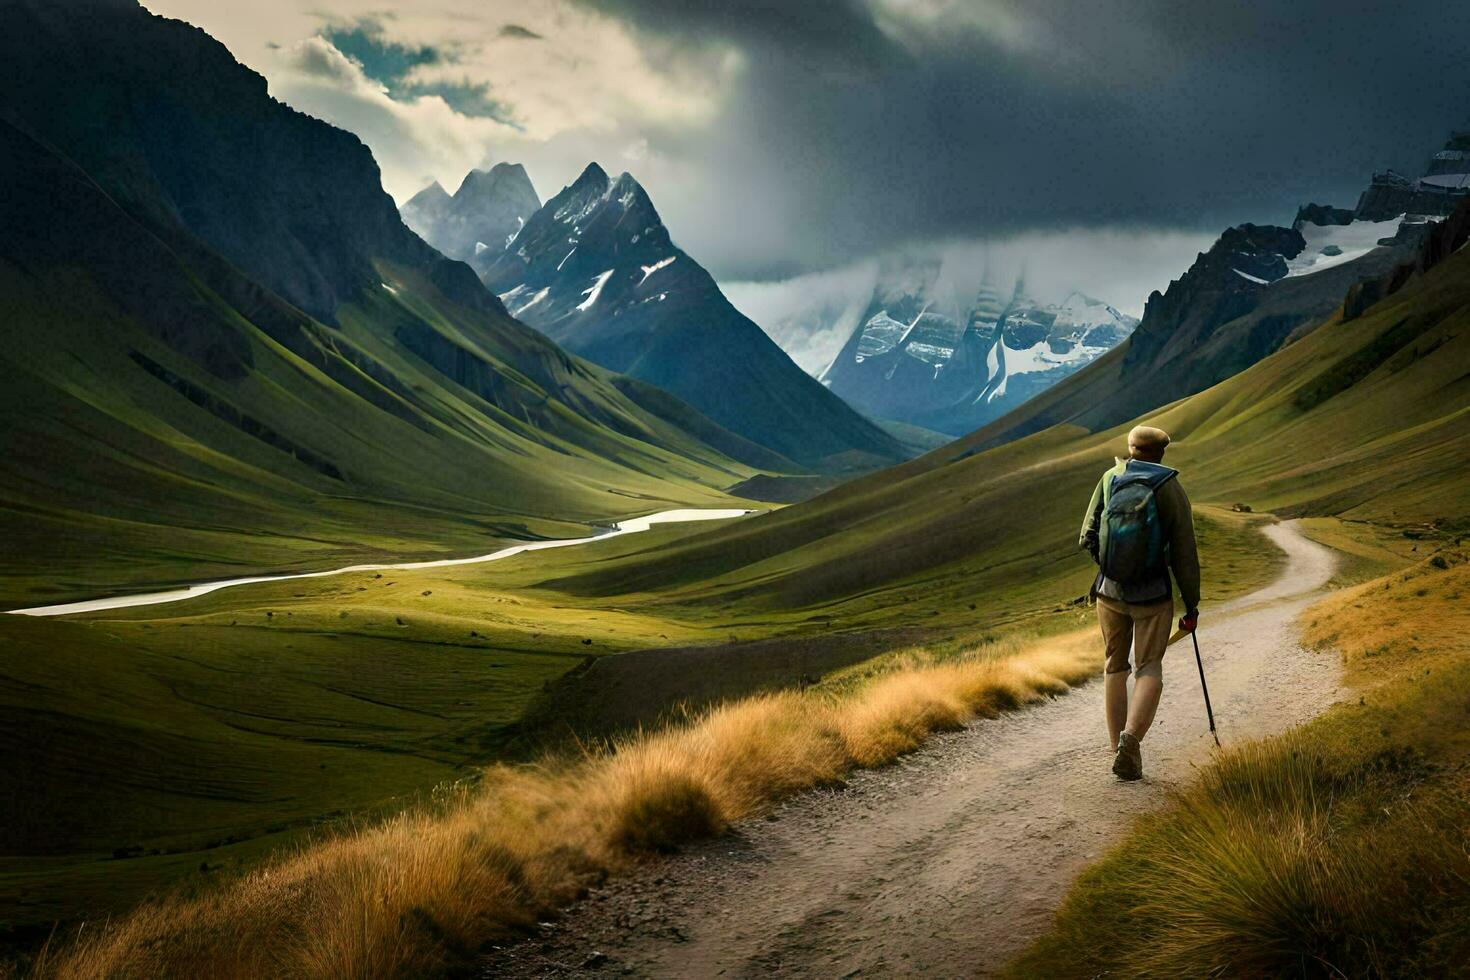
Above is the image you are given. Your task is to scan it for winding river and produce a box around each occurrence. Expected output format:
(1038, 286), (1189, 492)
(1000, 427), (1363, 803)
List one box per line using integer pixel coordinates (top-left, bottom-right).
(6, 508), (755, 618)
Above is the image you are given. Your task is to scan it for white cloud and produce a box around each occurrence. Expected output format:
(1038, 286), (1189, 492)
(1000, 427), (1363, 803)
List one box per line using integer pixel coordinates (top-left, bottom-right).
(931, 227), (1216, 317)
(267, 37), (518, 198)
(143, 0), (735, 204)
(725, 262), (879, 374)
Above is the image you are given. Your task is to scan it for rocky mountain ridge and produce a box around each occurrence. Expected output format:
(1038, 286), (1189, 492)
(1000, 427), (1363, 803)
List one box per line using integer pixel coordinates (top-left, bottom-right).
(476, 163), (908, 469)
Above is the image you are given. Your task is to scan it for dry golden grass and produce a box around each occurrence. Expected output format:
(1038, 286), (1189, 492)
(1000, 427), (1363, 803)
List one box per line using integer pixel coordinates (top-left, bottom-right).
(33, 631), (1097, 979)
(1301, 545), (1470, 683)
(1009, 550), (1470, 979)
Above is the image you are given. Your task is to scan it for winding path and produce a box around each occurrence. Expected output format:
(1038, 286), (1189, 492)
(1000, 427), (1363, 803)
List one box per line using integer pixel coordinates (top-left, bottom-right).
(486, 520), (1343, 978)
(5, 508), (753, 618)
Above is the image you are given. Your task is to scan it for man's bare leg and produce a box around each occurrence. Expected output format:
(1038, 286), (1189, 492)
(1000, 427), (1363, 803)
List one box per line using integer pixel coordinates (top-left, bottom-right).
(1105, 671), (1129, 751)
(1125, 674), (1163, 741)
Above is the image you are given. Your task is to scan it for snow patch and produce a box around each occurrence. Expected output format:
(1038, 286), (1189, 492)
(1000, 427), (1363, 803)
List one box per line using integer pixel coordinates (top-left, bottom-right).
(1286, 215), (1404, 277)
(638, 256), (676, 284)
(576, 270), (615, 312)
(855, 312), (908, 358)
(381, 282), (399, 296)
(557, 248), (577, 271)
(514, 287), (550, 316)
(1234, 268), (1270, 285)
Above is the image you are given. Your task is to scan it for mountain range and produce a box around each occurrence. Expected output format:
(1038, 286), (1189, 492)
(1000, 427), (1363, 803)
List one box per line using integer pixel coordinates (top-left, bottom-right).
(959, 188), (1448, 454)
(0, 0), (800, 605)
(813, 257), (1138, 435)
(407, 163), (907, 468)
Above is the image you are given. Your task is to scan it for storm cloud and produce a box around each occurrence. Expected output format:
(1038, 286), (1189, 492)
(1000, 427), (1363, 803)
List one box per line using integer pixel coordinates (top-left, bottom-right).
(149, 0), (1469, 288)
(572, 0), (1470, 277)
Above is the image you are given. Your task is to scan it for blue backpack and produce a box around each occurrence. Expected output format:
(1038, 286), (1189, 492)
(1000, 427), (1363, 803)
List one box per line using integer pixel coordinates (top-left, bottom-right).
(1101, 462), (1175, 585)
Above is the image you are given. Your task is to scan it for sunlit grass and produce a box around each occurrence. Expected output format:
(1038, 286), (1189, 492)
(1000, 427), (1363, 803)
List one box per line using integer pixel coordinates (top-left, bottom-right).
(31, 631), (1097, 979)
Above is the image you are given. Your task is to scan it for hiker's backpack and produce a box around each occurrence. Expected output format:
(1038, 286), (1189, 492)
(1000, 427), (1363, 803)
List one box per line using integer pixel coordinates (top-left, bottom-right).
(1101, 463), (1175, 585)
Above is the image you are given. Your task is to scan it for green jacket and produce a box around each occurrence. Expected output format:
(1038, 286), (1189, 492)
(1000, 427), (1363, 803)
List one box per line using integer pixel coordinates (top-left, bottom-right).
(1079, 458), (1201, 610)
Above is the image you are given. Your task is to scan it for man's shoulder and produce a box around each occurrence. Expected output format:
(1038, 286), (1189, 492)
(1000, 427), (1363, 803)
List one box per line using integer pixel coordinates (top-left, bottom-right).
(1156, 471), (1192, 509)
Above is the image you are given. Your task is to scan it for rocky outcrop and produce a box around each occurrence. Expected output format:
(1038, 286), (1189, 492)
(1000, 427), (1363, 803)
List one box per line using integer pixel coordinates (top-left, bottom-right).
(1294, 203), (1355, 228)
(1125, 223), (1304, 367)
(1355, 171), (1455, 221)
(0, 0), (502, 324)
(1344, 196), (1470, 320)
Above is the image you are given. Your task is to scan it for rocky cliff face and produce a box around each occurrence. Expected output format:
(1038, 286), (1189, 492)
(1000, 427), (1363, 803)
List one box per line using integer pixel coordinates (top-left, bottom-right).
(0, 0), (494, 325)
(1124, 223), (1305, 369)
(480, 164), (907, 469)
(953, 213), (1429, 454)
(1354, 133), (1470, 221)
(1345, 195), (1470, 320)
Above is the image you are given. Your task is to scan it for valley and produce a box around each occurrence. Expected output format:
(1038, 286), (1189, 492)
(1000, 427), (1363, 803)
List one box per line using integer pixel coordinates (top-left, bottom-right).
(1, 1), (1467, 977)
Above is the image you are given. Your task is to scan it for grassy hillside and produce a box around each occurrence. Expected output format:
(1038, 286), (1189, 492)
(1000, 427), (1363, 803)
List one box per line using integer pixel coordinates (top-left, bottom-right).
(1008, 547), (1470, 978)
(515, 225), (1469, 630)
(0, 115), (776, 609)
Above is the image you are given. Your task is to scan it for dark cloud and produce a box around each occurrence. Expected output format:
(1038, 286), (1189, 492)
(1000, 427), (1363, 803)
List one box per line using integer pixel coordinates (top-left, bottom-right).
(498, 24), (542, 40)
(321, 18), (443, 84)
(317, 18), (513, 123)
(406, 78), (516, 122)
(572, 0), (1470, 279)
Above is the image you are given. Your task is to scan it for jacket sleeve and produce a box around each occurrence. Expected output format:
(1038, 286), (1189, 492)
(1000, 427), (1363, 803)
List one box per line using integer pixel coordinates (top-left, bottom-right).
(1159, 478), (1201, 610)
(1079, 476), (1104, 561)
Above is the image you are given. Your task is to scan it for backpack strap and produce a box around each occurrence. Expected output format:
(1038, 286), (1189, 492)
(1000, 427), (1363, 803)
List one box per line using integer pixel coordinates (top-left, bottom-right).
(1111, 459), (1178, 494)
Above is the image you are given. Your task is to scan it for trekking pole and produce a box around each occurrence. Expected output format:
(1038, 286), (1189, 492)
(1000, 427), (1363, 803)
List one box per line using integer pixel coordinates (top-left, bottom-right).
(1190, 630), (1221, 747)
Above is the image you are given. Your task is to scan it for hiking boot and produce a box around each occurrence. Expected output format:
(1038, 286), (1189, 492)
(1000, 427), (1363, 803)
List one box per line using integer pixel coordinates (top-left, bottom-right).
(1113, 732), (1143, 781)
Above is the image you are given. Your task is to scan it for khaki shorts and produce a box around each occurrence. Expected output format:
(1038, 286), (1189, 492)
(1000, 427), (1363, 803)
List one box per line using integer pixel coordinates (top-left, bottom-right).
(1097, 595), (1173, 679)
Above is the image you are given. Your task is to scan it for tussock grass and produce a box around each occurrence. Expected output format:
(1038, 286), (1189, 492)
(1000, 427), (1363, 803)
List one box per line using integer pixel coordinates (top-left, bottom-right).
(31, 631), (1096, 979)
(1008, 550), (1470, 979)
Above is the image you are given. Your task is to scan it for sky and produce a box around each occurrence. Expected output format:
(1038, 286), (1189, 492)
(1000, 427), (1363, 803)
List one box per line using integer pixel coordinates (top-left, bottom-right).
(145, 0), (1469, 318)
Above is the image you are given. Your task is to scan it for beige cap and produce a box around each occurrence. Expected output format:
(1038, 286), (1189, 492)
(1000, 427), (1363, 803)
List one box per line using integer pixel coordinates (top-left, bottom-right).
(1128, 425), (1171, 457)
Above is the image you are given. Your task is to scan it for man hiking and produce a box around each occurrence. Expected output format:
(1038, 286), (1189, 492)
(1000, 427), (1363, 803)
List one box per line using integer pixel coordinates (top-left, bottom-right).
(1079, 425), (1200, 780)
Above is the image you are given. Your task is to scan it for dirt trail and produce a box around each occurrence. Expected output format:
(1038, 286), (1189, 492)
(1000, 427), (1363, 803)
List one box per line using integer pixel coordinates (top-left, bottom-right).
(486, 520), (1342, 978)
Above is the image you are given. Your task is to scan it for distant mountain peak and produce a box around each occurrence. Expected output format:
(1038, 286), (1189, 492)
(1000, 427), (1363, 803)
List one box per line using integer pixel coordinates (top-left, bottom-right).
(456, 162), (536, 201)
(481, 163), (904, 468)
(573, 161), (610, 188)
(402, 162), (541, 266)
(808, 256), (1136, 436)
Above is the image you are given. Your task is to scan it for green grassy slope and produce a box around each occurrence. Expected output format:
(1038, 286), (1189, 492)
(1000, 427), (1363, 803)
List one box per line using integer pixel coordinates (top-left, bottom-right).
(0, 506), (1278, 938)
(0, 116), (772, 608)
(518, 226), (1469, 630)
